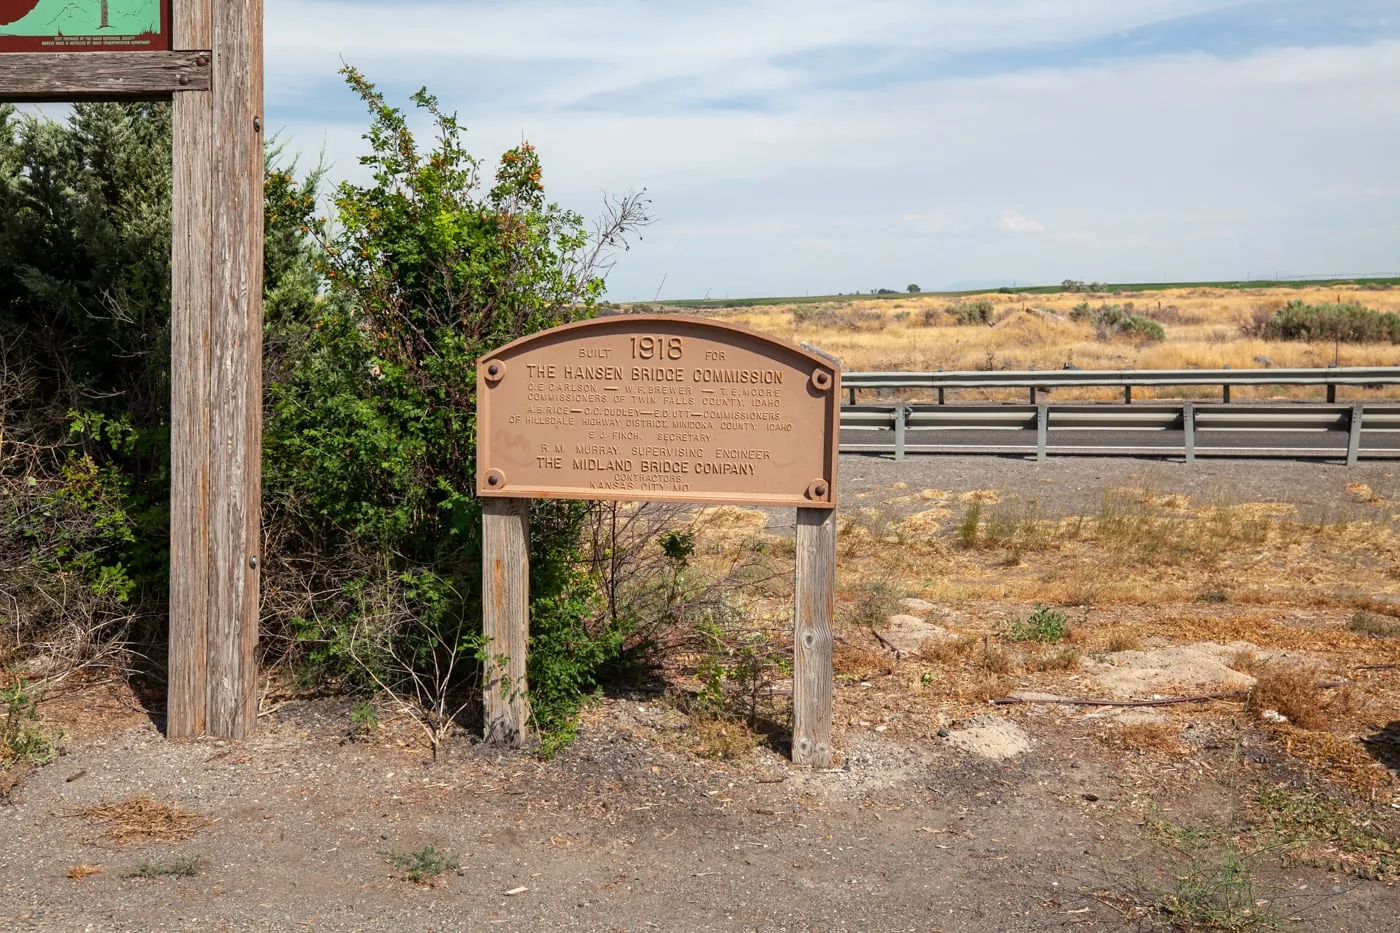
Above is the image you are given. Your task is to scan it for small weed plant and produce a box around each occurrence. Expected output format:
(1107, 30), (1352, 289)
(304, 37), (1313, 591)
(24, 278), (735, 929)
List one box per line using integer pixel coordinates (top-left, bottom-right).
(956, 502), (982, 548)
(1, 681), (60, 767)
(127, 855), (202, 879)
(1004, 604), (1071, 643)
(348, 700), (378, 740)
(382, 845), (460, 884)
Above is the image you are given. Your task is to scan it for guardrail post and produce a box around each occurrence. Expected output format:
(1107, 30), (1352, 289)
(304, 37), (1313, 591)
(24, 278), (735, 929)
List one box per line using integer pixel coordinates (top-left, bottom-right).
(1036, 403), (1048, 461)
(1029, 386), (1037, 404)
(937, 387), (945, 405)
(1327, 384), (1336, 404)
(1183, 402), (1195, 464)
(847, 385), (856, 406)
(1124, 385), (1132, 404)
(1347, 403), (1363, 466)
(1222, 384), (1231, 404)
(894, 401), (907, 461)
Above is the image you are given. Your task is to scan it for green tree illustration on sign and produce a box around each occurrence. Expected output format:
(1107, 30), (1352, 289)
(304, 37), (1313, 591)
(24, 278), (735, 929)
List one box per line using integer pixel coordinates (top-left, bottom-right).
(0, 0), (160, 36)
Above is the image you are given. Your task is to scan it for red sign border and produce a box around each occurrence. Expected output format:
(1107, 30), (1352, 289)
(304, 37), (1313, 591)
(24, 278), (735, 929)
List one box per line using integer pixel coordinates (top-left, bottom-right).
(0, 1), (170, 53)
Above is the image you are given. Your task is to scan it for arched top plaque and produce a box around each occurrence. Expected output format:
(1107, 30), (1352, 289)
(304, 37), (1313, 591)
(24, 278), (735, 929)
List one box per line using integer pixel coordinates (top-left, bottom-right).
(477, 315), (839, 508)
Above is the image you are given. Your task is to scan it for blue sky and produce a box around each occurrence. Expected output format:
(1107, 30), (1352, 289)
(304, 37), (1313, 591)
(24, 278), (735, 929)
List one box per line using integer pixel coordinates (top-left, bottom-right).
(265, 0), (1400, 299)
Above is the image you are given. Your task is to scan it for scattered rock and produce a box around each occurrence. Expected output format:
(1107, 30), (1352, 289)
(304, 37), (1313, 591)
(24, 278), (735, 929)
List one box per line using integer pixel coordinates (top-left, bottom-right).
(1085, 643), (1258, 698)
(1007, 691), (1070, 704)
(944, 716), (1032, 760)
(882, 615), (954, 655)
(900, 597), (936, 614)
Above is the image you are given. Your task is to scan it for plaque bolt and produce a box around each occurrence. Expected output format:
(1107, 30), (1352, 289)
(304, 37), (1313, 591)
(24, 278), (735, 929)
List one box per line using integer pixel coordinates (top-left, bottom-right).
(178, 75), (190, 86)
(810, 369), (833, 392)
(806, 479), (829, 501)
(484, 360), (506, 384)
(248, 556), (259, 570)
(253, 116), (263, 133)
(195, 55), (208, 67)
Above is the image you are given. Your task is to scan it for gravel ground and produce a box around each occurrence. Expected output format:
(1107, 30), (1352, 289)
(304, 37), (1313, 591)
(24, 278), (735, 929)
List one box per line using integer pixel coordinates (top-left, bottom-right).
(2, 455), (1398, 932)
(837, 453), (1400, 519)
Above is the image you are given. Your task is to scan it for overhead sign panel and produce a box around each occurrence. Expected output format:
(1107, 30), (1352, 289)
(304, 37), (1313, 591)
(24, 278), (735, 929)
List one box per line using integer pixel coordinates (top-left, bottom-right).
(0, 1), (168, 52)
(477, 315), (840, 508)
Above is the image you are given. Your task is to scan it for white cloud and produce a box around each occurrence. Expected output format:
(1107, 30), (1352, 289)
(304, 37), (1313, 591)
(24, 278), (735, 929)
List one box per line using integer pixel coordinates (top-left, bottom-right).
(999, 212), (1045, 234)
(262, 3), (1400, 298)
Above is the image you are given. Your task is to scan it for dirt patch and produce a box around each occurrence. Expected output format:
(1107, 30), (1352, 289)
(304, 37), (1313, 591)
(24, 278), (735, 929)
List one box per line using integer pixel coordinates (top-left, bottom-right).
(1086, 643), (1258, 698)
(5, 456), (1400, 930)
(944, 715), (1032, 760)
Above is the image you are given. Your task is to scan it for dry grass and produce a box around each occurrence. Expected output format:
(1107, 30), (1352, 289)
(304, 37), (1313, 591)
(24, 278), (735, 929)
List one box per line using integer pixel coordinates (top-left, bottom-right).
(919, 634), (978, 664)
(1349, 610), (1400, 639)
(700, 285), (1400, 402)
(956, 671), (1012, 703)
(1249, 665), (1327, 730)
(977, 646), (1015, 675)
(834, 642), (888, 679)
(1105, 630), (1144, 653)
(1113, 721), (1188, 756)
(66, 864), (102, 880)
(1025, 646), (1083, 672)
(0, 764), (24, 803)
(687, 716), (764, 760)
(72, 795), (212, 846)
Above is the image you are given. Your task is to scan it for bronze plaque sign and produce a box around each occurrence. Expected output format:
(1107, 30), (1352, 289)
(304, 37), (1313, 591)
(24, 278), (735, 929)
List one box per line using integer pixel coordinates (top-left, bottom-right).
(477, 316), (839, 508)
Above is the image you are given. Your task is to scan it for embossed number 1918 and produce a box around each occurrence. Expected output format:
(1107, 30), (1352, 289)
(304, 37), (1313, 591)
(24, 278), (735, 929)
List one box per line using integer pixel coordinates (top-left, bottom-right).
(631, 336), (683, 360)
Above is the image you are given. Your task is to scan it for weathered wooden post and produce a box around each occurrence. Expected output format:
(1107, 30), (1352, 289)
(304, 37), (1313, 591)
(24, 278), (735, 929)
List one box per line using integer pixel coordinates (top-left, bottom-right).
(792, 508), (835, 766)
(2, 0), (264, 739)
(476, 316), (840, 761)
(482, 497), (531, 743)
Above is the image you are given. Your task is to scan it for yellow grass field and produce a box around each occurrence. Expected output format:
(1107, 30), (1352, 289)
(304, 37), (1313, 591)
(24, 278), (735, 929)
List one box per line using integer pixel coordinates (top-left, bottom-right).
(682, 285), (1400, 402)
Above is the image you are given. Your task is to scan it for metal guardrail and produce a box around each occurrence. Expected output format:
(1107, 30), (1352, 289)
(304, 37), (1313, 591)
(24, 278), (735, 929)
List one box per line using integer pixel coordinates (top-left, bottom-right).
(842, 366), (1400, 405)
(840, 402), (1400, 464)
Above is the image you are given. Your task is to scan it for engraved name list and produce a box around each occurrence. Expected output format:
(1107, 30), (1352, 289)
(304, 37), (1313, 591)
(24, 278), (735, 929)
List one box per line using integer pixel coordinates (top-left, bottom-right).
(477, 317), (838, 508)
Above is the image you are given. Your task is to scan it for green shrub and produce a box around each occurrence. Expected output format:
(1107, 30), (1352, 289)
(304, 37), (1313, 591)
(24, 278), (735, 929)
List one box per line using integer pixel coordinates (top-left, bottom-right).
(1, 102), (324, 678)
(1261, 300), (1400, 343)
(265, 68), (650, 751)
(947, 297), (994, 325)
(381, 846), (460, 884)
(1, 681), (61, 767)
(957, 502), (982, 548)
(1004, 604), (1070, 643)
(1087, 304), (1165, 342)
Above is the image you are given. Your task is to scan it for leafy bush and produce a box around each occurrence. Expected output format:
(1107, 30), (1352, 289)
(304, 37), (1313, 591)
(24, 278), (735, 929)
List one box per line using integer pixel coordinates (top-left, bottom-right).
(2, 681), (61, 768)
(1, 77), (651, 755)
(1, 101), (325, 686)
(946, 297), (994, 325)
(381, 845), (460, 884)
(1088, 304), (1165, 342)
(1068, 301), (1164, 341)
(1259, 300), (1400, 343)
(265, 68), (650, 750)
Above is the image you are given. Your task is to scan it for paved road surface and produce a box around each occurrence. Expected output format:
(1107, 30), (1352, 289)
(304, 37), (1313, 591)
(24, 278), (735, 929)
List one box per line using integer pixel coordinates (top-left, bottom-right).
(841, 426), (1400, 459)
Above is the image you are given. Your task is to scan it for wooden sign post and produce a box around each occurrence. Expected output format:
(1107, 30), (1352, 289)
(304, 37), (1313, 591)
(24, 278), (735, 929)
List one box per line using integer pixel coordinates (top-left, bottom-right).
(477, 316), (840, 766)
(1, 0), (264, 740)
